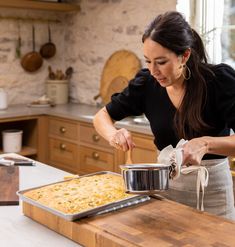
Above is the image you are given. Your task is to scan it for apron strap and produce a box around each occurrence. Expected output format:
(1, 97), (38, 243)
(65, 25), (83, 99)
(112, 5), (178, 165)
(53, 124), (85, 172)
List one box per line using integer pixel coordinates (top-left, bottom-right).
(181, 166), (209, 211)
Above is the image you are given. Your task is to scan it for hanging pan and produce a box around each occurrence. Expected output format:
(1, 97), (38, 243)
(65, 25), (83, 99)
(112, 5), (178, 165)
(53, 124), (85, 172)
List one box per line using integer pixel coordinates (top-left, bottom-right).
(21, 25), (43, 72)
(40, 24), (56, 59)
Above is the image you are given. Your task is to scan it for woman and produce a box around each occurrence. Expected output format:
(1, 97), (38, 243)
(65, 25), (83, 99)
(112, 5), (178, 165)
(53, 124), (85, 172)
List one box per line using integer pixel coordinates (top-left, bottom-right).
(93, 11), (235, 220)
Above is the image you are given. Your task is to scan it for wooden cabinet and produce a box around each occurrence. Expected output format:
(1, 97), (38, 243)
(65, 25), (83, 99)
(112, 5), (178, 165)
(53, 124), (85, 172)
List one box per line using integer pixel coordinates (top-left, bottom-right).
(47, 117), (157, 175)
(48, 117), (79, 174)
(0, 0), (80, 12)
(79, 123), (115, 174)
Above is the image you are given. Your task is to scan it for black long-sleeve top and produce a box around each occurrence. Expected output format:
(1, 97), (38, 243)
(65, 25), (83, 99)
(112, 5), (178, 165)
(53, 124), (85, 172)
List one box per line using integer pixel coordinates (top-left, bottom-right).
(106, 63), (235, 159)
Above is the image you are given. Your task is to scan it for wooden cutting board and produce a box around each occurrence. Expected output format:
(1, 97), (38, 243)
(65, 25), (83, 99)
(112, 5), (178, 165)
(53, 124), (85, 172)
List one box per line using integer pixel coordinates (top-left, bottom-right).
(0, 166), (19, 205)
(102, 76), (129, 104)
(22, 197), (235, 247)
(95, 50), (141, 103)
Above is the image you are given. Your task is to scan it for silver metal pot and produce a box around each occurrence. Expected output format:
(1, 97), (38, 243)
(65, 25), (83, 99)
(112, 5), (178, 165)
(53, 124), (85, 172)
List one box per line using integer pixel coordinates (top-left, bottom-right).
(120, 164), (170, 194)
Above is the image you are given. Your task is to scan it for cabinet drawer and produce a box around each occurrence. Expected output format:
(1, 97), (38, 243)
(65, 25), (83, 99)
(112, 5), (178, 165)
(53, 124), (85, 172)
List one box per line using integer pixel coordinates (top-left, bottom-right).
(130, 134), (157, 164)
(80, 124), (111, 149)
(49, 138), (78, 173)
(132, 135), (156, 151)
(49, 118), (78, 141)
(79, 146), (114, 173)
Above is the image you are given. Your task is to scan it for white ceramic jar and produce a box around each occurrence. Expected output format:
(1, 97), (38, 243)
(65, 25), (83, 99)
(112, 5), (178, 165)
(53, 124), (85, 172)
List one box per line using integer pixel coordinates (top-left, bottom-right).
(0, 88), (8, 110)
(2, 129), (23, 153)
(46, 80), (68, 104)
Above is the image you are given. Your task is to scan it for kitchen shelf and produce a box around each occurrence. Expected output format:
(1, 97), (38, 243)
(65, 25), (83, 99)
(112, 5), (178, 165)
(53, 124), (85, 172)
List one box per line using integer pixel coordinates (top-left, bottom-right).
(18, 146), (37, 156)
(0, 0), (80, 12)
(0, 146), (37, 157)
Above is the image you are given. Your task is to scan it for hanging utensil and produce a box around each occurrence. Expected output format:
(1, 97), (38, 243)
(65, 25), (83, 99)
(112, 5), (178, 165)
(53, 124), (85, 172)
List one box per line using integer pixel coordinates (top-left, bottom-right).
(15, 21), (21, 58)
(40, 24), (56, 59)
(21, 25), (43, 72)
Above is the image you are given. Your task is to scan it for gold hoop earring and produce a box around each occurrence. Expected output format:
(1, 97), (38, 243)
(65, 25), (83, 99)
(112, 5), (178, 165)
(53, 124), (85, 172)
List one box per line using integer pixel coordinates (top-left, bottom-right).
(182, 64), (191, 80)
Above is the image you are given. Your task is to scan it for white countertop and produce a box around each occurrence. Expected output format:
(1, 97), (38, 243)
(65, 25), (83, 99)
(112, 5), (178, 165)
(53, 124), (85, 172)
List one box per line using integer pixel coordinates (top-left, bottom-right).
(0, 154), (82, 247)
(0, 103), (153, 135)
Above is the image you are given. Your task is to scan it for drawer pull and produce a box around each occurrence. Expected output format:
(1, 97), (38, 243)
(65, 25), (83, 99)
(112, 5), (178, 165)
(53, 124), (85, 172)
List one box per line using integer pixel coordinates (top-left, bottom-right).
(60, 143), (66, 150)
(92, 134), (100, 142)
(92, 152), (99, 160)
(60, 127), (66, 133)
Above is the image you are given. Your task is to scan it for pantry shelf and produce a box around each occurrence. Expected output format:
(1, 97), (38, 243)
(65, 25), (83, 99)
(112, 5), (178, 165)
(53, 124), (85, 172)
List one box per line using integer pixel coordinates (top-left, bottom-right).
(0, 146), (37, 157)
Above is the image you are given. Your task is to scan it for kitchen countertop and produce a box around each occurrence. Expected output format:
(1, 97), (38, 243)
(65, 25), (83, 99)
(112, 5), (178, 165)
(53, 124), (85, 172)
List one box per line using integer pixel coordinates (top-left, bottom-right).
(0, 103), (152, 135)
(0, 154), (81, 247)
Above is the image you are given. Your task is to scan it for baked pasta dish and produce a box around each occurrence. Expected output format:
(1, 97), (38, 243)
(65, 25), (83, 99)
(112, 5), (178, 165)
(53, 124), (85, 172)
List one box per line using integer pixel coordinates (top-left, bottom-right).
(23, 173), (132, 214)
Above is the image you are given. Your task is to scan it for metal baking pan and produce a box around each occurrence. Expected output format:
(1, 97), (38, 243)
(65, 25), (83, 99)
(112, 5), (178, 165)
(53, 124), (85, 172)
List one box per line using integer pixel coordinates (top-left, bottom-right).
(17, 171), (150, 221)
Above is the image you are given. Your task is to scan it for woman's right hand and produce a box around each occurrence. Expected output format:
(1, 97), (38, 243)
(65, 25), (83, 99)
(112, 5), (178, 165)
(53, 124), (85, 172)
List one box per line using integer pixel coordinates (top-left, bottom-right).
(109, 128), (135, 152)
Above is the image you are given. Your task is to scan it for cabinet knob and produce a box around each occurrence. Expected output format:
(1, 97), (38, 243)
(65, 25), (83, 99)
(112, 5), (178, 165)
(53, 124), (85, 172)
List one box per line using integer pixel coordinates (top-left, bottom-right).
(92, 152), (99, 160)
(60, 143), (66, 150)
(92, 134), (100, 142)
(60, 127), (66, 133)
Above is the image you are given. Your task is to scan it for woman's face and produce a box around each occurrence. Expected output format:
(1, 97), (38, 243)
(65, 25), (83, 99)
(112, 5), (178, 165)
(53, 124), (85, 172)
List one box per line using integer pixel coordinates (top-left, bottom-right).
(143, 38), (184, 87)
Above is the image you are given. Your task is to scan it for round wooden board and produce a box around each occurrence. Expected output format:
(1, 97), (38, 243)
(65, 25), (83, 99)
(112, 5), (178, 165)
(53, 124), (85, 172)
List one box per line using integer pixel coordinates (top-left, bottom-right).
(99, 50), (141, 103)
(102, 76), (129, 104)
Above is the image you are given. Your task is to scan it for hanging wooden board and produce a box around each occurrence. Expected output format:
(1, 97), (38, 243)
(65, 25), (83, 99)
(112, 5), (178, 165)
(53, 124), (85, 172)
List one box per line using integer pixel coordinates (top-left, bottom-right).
(95, 50), (141, 104)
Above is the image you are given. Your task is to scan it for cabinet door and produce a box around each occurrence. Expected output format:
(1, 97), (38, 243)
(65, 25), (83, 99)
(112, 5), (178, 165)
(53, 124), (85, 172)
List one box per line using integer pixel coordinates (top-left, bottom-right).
(49, 138), (78, 174)
(79, 146), (114, 174)
(128, 133), (157, 163)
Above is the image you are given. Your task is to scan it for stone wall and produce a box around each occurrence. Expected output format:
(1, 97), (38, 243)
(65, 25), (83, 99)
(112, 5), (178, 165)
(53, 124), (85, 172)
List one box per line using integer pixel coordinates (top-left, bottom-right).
(0, 0), (176, 106)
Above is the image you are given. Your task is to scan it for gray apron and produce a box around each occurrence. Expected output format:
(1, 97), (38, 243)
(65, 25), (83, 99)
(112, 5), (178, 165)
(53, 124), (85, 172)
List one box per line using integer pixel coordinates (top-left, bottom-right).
(166, 158), (235, 221)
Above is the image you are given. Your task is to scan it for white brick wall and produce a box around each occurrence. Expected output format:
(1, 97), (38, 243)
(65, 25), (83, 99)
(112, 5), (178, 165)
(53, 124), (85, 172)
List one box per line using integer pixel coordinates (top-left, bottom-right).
(0, 0), (176, 106)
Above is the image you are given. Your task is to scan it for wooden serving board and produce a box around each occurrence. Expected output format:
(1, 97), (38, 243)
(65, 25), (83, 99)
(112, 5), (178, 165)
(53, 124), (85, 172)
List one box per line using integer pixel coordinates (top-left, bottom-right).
(22, 197), (235, 247)
(0, 166), (19, 205)
(97, 50), (141, 104)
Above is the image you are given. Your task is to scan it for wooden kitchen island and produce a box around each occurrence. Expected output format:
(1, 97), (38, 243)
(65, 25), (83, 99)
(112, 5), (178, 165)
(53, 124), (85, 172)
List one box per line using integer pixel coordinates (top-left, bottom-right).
(23, 189), (235, 246)
(2, 153), (235, 247)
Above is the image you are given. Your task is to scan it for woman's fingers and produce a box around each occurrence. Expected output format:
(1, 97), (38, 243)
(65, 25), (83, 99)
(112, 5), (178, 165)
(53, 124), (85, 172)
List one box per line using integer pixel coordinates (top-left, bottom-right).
(182, 137), (208, 165)
(109, 128), (135, 151)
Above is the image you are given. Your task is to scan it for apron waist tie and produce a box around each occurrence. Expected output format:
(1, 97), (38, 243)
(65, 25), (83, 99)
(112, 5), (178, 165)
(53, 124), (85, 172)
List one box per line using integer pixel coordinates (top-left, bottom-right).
(181, 166), (209, 211)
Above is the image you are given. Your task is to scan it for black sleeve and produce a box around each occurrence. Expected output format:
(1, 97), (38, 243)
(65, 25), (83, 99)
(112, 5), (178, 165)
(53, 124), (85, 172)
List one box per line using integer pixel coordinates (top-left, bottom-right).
(214, 64), (235, 131)
(106, 69), (150, 121)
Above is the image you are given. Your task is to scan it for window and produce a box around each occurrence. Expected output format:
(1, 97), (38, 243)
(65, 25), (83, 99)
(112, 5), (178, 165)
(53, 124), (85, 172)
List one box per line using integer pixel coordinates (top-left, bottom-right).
(177, 0), (235, 67)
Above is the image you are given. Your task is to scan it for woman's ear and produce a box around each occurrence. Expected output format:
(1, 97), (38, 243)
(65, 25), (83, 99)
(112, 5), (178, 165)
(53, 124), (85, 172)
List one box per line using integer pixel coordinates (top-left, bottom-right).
(182, 48), (191, 63)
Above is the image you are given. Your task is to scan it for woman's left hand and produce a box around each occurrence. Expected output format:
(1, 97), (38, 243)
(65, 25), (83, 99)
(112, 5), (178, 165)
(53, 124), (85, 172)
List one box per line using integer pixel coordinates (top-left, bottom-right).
(182, 137), (208, 166)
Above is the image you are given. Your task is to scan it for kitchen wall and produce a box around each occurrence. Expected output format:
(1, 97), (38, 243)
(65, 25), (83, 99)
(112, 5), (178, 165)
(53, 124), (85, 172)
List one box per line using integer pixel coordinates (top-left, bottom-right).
(0, 8), (66, 105)
(0, 0), (176, 106)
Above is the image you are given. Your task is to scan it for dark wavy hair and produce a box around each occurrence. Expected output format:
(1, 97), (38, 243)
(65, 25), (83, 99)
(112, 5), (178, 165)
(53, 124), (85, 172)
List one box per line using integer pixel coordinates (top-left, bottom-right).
(142, 11), (214, 139)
